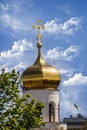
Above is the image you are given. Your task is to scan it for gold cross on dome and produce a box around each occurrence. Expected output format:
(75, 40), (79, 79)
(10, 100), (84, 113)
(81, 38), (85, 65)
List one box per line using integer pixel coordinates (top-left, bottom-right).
(32, 20), (45, 44)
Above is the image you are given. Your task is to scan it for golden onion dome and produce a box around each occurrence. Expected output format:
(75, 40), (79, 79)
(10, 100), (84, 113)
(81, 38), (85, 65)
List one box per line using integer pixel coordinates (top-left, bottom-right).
(21, 20), (61, 90)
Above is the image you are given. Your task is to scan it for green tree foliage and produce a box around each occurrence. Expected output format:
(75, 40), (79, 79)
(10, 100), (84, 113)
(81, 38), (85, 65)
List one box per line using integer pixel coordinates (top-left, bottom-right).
(0, 69), (45, 130)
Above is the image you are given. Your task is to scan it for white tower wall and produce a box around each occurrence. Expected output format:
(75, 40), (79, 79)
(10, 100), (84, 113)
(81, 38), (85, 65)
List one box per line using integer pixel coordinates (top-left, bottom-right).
(23, 89), (60, 122)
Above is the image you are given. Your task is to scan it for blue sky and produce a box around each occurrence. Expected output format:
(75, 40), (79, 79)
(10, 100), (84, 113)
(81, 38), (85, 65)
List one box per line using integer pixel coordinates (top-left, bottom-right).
(0, 0), (87, 120)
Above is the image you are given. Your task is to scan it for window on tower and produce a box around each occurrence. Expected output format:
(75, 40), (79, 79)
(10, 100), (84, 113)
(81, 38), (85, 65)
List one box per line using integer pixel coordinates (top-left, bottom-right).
(49, 102), (55, 122)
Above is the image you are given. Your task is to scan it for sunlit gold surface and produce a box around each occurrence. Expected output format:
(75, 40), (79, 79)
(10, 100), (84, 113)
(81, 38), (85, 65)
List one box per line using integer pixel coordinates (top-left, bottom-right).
(22, 20), (61, 90)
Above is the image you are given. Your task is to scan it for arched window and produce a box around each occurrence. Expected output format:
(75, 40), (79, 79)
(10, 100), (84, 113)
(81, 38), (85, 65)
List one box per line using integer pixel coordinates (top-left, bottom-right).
(49, 102), (55, 122)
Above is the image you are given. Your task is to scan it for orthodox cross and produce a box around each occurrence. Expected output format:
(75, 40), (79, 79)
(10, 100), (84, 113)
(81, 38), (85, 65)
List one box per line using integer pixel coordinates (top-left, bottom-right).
(32, 20), (45, 44)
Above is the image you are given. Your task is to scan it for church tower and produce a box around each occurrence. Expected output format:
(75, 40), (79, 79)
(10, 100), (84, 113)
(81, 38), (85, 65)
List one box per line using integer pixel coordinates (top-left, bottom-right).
(21, 20), (61, 123)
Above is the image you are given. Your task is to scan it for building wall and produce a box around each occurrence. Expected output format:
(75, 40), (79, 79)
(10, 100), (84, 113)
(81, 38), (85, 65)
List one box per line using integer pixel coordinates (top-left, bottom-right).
(63, 114), (87, 130)
(23, 89), (60, 122)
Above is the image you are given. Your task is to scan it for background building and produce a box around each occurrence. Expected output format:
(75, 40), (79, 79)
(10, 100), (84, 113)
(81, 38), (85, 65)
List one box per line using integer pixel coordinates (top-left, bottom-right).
(63, 113), (87, 130)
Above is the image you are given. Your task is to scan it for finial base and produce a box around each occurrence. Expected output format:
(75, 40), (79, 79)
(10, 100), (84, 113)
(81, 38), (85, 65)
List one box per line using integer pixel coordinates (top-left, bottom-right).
(37, 42), (42, 48)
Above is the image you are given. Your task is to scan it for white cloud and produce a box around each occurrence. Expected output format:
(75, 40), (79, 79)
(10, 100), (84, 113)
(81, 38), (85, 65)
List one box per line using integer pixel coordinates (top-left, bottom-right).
(0, 38), (33, 58)
(59, 69), (73, 77)
(0, 2), (28, 31)
(0, 13), (27, 31)
(0, 3), (82, 35)
(45, 45), (79, 61)
(45, 48), (59, 60)
(0, 2), (20, 13)
(12, 38), (33, 52)
(45, 17), (82, 35)
(63, 73), (87, 86)
(14, 62), (27, 71)
(0, 39), (34, 71)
